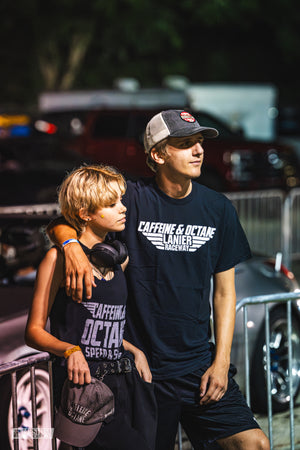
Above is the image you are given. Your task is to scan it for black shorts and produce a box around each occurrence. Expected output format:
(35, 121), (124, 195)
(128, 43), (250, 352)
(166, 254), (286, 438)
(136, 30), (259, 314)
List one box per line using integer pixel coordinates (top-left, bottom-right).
(154, 364), (260, 450)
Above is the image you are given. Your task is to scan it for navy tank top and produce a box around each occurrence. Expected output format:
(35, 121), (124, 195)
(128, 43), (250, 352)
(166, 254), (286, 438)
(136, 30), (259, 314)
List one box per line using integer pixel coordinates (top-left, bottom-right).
(50, 246), (128, 364)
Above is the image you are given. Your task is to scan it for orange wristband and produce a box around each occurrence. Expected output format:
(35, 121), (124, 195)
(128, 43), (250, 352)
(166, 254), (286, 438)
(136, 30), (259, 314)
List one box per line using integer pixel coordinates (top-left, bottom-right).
(64, 345), (81, 359)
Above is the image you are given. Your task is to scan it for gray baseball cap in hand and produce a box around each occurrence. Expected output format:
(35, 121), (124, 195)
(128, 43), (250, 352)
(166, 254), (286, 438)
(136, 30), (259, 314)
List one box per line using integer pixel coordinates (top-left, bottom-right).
(54, 377), (114, 447)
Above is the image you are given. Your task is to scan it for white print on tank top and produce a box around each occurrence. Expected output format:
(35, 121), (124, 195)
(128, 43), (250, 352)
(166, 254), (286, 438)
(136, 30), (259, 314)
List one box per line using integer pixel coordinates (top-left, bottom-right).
(80, 302), (126, 360)
(138, 221), (216, 252)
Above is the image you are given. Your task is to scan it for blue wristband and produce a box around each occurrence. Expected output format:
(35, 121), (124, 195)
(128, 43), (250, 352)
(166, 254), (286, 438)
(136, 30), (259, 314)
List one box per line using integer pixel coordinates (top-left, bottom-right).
(61, 238), (79, 249)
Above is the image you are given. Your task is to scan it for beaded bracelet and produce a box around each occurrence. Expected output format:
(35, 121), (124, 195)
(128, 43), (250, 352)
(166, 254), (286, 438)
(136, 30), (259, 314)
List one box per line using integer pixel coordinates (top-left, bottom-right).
(61, 238), (79, 249)
(64, 345), (81, 359)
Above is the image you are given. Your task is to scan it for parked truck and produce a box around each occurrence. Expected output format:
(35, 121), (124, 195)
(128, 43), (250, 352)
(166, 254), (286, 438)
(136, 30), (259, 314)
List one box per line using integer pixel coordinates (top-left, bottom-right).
(186, 82), (279, 141)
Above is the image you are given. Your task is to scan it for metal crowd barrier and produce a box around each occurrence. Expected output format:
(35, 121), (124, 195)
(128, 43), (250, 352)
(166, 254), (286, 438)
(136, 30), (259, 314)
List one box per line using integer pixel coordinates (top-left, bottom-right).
(0, 352), (56, 450)
(226, 190), (284, 261)
(236, 291), (300, 450)
(288, 188), (300, 262)
(226, 188), (300, 270)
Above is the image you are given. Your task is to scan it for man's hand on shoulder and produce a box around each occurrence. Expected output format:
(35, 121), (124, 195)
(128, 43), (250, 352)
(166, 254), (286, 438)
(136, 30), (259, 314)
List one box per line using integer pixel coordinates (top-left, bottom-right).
(46, 216), (95, 302)
(64, 242), (95, 302)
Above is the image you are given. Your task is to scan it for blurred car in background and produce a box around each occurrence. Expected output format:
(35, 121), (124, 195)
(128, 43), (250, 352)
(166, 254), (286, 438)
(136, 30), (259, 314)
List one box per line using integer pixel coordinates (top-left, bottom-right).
(40, 107), (300, 192)
(231, 254), (300, 413)
(0, 113), (90, 206)
(0, 210), (300, 449)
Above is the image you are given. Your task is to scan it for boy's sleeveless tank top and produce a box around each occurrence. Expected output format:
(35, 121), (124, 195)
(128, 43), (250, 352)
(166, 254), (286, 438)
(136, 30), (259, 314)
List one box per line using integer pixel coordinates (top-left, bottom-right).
(50, 253), (128, 363)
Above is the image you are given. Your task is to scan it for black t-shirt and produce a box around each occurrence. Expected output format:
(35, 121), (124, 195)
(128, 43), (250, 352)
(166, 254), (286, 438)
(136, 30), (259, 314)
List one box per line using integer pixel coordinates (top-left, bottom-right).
(116, 178), (251, 380)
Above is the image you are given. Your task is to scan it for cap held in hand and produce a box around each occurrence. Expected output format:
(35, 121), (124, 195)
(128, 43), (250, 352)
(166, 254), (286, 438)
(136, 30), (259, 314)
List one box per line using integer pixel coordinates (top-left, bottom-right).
(54, 377), (114, 447)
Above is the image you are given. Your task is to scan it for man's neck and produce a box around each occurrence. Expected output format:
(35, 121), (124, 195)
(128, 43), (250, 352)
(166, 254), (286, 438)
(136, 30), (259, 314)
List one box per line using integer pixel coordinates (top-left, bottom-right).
(155, 173), (192, 199)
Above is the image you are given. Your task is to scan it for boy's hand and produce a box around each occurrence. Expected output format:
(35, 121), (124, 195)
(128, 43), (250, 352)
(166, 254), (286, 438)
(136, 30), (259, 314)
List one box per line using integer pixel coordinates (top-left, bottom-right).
(67, 350), (91, 385)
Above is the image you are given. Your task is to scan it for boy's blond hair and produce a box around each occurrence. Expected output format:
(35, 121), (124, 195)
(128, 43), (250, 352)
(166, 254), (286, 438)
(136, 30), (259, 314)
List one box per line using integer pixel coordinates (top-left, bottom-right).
(58, 164), (126, 233)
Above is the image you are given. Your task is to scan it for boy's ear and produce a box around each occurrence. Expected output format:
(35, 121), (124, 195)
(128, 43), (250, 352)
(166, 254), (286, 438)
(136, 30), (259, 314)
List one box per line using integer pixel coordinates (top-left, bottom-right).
(150, 148), (165, 166)
(79, 208), (90, 222)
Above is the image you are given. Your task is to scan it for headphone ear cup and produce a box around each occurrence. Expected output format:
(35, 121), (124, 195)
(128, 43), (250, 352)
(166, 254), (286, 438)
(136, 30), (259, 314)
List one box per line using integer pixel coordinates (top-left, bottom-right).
(109, 240), (128, 264)
(89, 241), (128, 267)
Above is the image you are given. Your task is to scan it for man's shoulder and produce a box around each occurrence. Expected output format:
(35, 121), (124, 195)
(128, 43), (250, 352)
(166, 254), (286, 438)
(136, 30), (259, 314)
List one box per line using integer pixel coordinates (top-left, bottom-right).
(192, 182), (230, 205)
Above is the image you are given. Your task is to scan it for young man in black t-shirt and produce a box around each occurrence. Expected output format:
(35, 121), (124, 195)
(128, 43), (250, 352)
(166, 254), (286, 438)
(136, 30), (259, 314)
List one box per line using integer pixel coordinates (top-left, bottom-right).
(48, 110), (270, 450)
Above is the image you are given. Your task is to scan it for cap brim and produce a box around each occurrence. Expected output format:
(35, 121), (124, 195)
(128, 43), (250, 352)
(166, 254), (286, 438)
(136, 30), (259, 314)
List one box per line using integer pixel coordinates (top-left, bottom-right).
(199, 127), (219, 138)
(54, 408), (102, 447)
(169, 127), (219, 139)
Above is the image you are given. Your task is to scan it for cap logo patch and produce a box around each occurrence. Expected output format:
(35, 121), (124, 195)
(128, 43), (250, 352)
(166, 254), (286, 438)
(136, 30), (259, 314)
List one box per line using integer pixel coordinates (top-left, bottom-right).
(180, 112), (196, 123)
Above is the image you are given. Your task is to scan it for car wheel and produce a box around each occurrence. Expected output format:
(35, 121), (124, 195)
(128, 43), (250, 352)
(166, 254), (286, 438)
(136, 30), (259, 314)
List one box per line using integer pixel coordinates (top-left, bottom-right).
(250, 306), (300, 413)
(0, 364), (59, 450)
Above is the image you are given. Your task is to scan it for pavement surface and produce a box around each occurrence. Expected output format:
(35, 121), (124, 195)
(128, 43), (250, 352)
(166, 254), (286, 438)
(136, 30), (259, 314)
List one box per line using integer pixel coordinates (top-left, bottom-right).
(255, 395), (300, 449)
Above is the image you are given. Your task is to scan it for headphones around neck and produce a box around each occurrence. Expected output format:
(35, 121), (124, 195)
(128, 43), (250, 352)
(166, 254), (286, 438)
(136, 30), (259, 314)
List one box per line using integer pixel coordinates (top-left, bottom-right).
(88, 240), (128, 268)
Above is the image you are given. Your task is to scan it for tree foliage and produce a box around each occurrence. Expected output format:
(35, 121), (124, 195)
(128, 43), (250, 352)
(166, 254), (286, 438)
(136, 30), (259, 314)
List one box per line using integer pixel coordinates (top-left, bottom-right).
(0, 0), (299, 106)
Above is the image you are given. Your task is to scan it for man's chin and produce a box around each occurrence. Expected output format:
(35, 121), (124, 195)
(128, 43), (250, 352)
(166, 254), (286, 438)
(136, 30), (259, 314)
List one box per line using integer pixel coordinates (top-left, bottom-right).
(190, 168), (202, 180)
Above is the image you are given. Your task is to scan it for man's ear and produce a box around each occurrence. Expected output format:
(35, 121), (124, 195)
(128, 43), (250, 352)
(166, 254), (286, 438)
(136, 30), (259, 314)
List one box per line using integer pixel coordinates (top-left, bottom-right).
(150, 148), (165, 166)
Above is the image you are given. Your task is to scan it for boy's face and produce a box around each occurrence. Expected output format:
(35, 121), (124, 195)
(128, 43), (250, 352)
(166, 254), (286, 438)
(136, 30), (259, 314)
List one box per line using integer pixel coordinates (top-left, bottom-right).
(87, 183), (127, 235)
(161, 134), (205, 179)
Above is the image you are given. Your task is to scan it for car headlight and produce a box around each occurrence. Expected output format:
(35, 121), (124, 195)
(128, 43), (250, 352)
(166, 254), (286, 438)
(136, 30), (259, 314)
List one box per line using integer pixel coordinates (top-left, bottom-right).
(223, 150), (254, 182)
(267, 150), (284, 169)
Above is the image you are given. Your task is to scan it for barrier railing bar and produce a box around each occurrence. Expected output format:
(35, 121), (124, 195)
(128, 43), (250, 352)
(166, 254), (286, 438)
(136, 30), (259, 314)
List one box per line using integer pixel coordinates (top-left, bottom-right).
(282, 193), (292, 269)
(30, 366), (39, 450)
(0, 352), (51, 376)
(48, 360), (57, 450)
(11, 371), (19, 450)
(287, 300), (295, 450)
(265, 303), (273, 448)
(243, 306), (251, 407)
(177, 423), (183, 450)
(236, 291), (300, 310)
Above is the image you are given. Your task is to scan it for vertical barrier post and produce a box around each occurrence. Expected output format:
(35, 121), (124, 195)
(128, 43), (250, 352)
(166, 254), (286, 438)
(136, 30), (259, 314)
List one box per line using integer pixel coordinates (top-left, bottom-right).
(287, 300), (295, 450)
(178, 424), (183, 450)
(30, 366), (39, 450)
(243, 306), (251, 407)
(282, 194), (292, 269)
(11, 371), (19, 450)
(265, 303), (273, 449)
(48, 360), (57, 450)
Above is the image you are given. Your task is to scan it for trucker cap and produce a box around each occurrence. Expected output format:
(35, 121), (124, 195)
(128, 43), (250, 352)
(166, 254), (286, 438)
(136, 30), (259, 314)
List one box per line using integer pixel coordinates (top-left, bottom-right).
(143, 109), (219, 153)
(54, 377), (114, 447)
